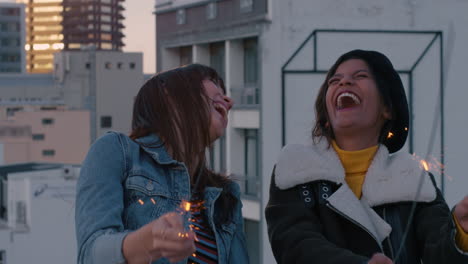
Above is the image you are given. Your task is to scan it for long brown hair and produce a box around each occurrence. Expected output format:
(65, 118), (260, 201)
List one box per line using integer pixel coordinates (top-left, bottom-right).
(130, 64), (235, 223)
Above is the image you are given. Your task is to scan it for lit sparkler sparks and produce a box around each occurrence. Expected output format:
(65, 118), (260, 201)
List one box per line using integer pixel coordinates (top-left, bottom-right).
(420, 160), (429, 171)
(387, 132), (394, 139)
(411, 153), (449, 180)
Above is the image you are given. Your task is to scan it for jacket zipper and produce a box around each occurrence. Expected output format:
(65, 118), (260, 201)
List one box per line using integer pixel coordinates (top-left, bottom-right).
(326, 203), (383, 252)
(382, 208), (395, 260)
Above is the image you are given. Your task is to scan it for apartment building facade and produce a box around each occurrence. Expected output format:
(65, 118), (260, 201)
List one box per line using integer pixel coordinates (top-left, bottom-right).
(17, 0), (125, 73)
(0, 2), (26, 73)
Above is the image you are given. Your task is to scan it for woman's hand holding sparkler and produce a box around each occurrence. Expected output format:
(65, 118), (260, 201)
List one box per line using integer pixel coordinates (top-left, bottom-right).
(123, 212), (196, 264)
(454, 196), (468, 232)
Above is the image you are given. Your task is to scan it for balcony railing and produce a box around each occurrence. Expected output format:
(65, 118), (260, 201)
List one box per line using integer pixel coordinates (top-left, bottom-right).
(230, 85), (260, 109)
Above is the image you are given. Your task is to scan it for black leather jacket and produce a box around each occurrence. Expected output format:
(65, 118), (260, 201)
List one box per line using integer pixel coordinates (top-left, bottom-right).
(266, 173), (468, 264)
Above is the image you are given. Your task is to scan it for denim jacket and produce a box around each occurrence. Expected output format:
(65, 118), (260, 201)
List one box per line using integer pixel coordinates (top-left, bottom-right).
(75, 132), (249, 264)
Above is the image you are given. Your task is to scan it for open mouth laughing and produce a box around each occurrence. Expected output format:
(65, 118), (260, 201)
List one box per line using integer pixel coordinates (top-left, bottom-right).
(336, 91), (361, 110)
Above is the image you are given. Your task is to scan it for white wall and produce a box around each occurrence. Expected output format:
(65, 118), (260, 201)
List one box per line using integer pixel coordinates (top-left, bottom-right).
(96, 52), (144, 137)
(0, 167), (79, 264)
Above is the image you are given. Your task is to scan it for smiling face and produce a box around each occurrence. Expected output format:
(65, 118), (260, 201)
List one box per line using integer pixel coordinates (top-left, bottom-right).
(203, 79), (233, 142)
(325, 59), (391, 144)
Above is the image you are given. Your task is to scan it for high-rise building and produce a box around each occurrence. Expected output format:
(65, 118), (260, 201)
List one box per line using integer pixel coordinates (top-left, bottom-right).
(17, 0), (125, 74)
(0, 2), (26, 73)
(17, 0), (64, 73)
(61, 0), (125, 51)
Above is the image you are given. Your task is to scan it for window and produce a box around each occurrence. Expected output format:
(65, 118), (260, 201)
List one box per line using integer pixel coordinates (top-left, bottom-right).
(240, 0), (253, 13)
(242, 37), (259, 105)
(209, 135), (226, 173)
(179, 46), (192, 66)
(16, 201), (27, 225)
(101, 6), (112, 13)
(210, 42), (225, 80)
(176, 9), (186, 25)
(0, 250), (5, 264)
(244, 129), (259, 196)
(6, 107), (22, 117)
(42, 118), (54, 125)
(42, 149), (55, 156)
(101, 43), (112, 49)
(105, 62), (111, 69)
(33, 6), (63, 13)
(1, 7), (19, 16)
(85, 62), (91, 69)
(244, 38), (258, 86)
(129, 62), (135, 69)
(0, 175), (6, 221)
(101, 24), (111, 31)
(117, 62), (123, 69)
(101, 33), (112, 41)
(32, 134), (45, 140)
(101, 116), (112, 128)
(206, 2), (217, 20)
(101, 15), (111, 22)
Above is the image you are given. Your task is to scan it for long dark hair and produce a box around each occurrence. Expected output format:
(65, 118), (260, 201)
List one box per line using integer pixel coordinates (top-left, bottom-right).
(130, 64), (235, 223)
(312, 50), (409, 153)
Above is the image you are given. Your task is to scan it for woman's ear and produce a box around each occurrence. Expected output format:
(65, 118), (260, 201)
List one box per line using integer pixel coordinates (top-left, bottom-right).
(383, 107), (392, 120)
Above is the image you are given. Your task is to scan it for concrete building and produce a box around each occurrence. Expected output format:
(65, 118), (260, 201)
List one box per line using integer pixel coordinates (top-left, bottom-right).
(0, 108), (90, 165)
(155, 0), (468, 263)
(0, 163), (79, 263)
(0, 73), (60, 107)
(54, 50), (144, 141)
(0, 2), (26, 73)
(17, 0), (126, 73)
(0, 50), (144, 145)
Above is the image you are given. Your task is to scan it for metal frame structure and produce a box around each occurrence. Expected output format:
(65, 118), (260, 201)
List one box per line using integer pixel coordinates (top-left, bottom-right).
(281, 29), (445, 192)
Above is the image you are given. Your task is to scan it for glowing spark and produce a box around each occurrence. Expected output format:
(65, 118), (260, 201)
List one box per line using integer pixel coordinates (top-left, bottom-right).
(182, 201), (191, 212)
(138, 199), (144, 205)
(404, 127), (408, 131)
(150, 198), (156, 204)
(192, 253), (197, 257)
(387, 132), (394, 139)
(420, 160), (429, 171)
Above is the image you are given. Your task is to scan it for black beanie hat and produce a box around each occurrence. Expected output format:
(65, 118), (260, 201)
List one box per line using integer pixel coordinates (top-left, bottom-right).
(333, 50), (409, 153)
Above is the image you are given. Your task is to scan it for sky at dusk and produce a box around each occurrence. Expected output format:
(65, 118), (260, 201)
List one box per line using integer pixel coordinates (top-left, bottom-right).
(122, 0), (156, 74)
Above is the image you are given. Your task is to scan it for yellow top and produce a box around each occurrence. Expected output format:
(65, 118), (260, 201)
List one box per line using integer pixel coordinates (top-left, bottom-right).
(332, 141), (377, 199)
(332, 141), (468, 251)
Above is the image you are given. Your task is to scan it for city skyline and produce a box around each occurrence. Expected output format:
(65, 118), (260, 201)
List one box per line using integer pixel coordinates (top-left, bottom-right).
(0, 0), (156, 74)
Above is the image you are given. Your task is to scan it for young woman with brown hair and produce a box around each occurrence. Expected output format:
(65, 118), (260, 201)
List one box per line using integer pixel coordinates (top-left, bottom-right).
(76, 64), (249, 264)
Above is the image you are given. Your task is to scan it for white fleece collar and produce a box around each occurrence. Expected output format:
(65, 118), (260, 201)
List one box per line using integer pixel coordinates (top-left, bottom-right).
(275, 139), (437, 207)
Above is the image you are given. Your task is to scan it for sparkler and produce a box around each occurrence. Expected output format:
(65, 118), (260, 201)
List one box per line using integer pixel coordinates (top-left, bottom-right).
(387, 132), (394, 139)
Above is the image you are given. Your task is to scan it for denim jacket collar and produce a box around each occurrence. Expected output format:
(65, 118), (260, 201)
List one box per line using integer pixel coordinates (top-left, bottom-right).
(134, 133), (180, 165)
